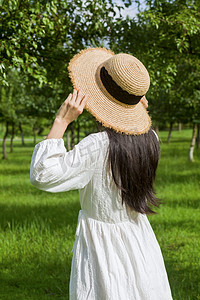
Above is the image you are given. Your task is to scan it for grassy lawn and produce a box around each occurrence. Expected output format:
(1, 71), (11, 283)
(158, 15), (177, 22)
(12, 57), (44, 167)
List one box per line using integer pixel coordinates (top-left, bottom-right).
(0, 129), (199, 300)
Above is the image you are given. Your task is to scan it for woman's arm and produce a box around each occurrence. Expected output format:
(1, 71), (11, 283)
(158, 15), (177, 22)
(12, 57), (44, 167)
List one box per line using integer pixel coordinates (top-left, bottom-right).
(30, 133), (104, 193)
(46, 89), (88, 139)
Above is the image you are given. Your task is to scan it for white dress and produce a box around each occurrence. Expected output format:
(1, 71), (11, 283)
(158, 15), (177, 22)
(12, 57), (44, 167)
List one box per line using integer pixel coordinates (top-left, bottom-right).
(30, 131), (173, 300)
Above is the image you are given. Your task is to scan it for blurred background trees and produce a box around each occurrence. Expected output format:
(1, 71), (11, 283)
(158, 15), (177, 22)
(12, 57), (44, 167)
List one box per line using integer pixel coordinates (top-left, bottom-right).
(0, 0), (200, 160)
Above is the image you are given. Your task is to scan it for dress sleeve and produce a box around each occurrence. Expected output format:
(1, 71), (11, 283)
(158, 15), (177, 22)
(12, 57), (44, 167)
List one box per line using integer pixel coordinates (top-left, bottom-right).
(30, 132), (107, 193)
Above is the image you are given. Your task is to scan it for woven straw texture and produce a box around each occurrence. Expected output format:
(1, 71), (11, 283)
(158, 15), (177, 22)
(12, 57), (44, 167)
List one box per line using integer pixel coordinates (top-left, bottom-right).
(68, 48), (151, 135)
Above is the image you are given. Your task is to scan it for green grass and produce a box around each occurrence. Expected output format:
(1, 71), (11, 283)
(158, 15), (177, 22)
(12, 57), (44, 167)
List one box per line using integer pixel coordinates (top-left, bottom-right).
(0, 129), (200, 300)
(152, 129), (200, 300)
(0, 142), (79, 299)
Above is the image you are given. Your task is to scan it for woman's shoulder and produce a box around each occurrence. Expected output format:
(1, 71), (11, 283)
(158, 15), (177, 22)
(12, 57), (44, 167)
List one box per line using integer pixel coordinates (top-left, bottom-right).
(71, 131), (108, 162)
(90, 131), (108, 141)
(79, 131), (109, 147)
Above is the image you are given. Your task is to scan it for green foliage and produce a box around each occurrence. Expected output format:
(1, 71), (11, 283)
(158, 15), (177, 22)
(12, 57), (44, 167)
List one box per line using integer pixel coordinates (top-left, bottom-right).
(0, 70), (26, 120)
(0, 0), (120, 141)
(109, 0), (200, 128)
(1, 0), (200, 148)
(0, 0), (116, 87)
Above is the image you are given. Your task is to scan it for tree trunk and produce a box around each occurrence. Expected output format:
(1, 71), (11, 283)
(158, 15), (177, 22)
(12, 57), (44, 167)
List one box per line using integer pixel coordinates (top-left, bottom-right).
(2, 122), (9, 160)
(66, 130), (71, 151)
(167, 122), (173, 143)
(10, 123), (15, 153)
(188, 123), (197, 162)
(196, 124), (199, 149)
(178, 123), (182, 132)
(19, 123), (25, 146)
(33, 130), (36, 145)
(71, 122), (75, 148)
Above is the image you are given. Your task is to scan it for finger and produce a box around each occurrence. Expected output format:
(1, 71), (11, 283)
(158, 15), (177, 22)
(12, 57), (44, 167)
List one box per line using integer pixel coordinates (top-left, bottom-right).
(64, 93), (73, 104)
(57, 93), (72, 118)
(79, 94), (88, 110)
(75, 89), (84, 106)
(70, 89), (78, 104)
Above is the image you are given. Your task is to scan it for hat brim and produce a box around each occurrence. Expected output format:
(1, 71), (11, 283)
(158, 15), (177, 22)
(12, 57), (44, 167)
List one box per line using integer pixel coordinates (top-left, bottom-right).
(68, 47), (151, 135)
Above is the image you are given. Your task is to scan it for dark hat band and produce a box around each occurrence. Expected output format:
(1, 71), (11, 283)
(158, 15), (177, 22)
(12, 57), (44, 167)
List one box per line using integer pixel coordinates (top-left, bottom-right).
(100, 66), (144, 105)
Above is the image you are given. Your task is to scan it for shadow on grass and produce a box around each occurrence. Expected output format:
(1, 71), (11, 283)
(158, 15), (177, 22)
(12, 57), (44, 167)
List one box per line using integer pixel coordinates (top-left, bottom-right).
(167, 198), (200, 209)
(1, 169), (30, 176)
(0, 255), (70, 299)
(164, 259), (200, 300)
(150, 217), (200, 233)
(1, 242), (199, 300)
(0, 189), (79, 299)
(0, 195), (80, 233)
(157, 173), (200, 185)
(0, 157), (32, 166)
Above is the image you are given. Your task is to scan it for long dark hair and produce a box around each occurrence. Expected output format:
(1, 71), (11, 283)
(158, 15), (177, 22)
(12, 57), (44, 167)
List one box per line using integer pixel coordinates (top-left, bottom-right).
(105, 128), (161, 215)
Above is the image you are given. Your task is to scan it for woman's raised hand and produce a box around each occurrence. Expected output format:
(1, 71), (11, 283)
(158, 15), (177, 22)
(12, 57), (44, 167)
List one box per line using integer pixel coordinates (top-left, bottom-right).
(56, 89), (88, 125)
(46, 89), (88, 139)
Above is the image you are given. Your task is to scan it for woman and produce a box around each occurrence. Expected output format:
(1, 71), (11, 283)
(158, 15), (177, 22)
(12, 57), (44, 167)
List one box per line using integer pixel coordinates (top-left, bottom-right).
(30, 48), (173, 299)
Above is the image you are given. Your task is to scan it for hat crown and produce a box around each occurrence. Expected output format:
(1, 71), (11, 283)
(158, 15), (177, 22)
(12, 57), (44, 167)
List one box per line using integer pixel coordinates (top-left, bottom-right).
(103, 53), (150, 96)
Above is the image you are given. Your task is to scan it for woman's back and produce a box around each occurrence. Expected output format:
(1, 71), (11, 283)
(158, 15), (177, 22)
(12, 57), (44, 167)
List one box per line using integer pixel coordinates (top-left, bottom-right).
(73, 131), (172, 300)
(79, 131), (139, 223)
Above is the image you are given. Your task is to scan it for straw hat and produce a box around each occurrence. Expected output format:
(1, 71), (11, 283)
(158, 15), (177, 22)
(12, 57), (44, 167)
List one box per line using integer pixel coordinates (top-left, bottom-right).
(68, 47), (151, 135)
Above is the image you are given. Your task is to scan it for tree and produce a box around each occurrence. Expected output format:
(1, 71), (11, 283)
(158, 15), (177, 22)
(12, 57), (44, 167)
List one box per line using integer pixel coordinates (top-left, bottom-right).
(0, 70), (28, 157)
(0, 0), (119, 119)
(0, 0), (118, 87)
(109, 0), (200, 160)
(1, 0), (121, 156)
